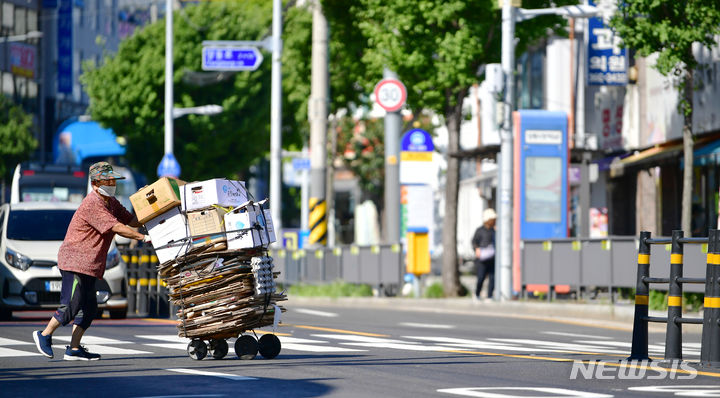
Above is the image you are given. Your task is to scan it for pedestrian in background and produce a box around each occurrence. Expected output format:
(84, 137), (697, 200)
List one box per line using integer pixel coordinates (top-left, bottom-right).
(472, 208), (496, 301)
(32, 162), (149, 361)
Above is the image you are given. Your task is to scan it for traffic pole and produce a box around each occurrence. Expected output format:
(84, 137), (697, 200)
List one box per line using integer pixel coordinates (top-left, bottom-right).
(308, 0), (328, 246)
(127, 249), (138, 315)
(665, 230), (684, 361)
(629, 231), (651, 360)
(701, 229), (720, 367)
(137, 249), (149, 317)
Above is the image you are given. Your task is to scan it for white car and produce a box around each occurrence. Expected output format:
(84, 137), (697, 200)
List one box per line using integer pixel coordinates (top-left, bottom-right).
(0, 202), (128, 320)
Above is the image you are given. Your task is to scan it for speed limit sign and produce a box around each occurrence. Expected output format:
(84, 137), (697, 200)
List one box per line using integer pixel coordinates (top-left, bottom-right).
(374, 78), (407, 112)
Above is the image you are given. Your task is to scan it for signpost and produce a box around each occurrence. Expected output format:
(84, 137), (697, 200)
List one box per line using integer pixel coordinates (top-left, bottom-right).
(202, 46), (263, 71)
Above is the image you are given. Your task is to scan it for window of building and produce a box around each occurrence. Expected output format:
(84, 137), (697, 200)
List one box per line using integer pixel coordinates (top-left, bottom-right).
(2, 72), (13, 96)
(2, 3), (13, 31)
(27, 9), (37, 33)
(14, 6), (26, 36)
(517, 50), (545, 110)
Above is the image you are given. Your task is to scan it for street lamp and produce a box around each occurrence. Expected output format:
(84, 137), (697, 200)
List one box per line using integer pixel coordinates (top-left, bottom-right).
(172, 104), (223, 119)
(496, 2), (600, 301)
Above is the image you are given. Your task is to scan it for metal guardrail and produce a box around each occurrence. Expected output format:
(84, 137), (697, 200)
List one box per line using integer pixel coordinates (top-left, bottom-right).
(520, 236), (709, 300)
(269, 244), (404, 289)
(629, 230), (720, 367)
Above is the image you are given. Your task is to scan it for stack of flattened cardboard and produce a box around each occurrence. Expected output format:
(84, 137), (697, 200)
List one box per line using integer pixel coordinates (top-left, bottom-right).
(160, 250), (286, 339)
(132, 178), (285, 339)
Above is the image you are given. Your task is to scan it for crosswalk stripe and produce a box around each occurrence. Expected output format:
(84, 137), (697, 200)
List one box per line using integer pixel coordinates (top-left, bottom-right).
(0, 347), (41, 357)
(399, 322), (454, 329)
(294, 308), (339, 317)
(166, 368), (257, 381)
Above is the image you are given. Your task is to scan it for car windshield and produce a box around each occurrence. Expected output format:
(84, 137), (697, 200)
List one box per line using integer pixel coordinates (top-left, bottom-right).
(7, 209), (75, 241)
(20, 186), (85, 203)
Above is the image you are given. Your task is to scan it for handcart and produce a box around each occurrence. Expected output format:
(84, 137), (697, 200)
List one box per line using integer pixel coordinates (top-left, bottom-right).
(156, 232), (286, 360)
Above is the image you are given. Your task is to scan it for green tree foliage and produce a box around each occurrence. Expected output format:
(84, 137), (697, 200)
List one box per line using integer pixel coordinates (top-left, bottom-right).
(82, 1), (310, 182)
(0, 96), (36, 183)
(334, 116), (386, 202)
(611, 1), (720, 234)
(321, 0), (573, 296)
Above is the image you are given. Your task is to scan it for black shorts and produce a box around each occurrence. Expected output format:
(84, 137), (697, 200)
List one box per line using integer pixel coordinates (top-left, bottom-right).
(53, 270), (98, 329)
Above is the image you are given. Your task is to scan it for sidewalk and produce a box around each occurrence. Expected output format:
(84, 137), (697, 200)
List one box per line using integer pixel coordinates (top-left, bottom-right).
(287, 296), (703, 333)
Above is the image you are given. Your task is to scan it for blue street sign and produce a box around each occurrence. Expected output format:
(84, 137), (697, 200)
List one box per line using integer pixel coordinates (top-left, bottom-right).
(292, 158), (310, 171)
(202, 46), (263, 71)
(401, 128), (434, 152)
(157, 153), (181, 178)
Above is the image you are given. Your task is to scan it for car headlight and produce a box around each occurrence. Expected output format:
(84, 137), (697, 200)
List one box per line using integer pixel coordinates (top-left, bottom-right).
(106, 246), (120, 269)
(5, 248), (32, 271)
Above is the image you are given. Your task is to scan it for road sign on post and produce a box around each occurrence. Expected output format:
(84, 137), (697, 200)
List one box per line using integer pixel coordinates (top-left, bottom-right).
(374, 78), (407, 112)
(202, 46), (263, 71)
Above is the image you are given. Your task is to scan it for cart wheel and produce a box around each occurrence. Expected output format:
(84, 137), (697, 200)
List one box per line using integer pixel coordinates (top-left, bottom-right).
(234, 335), (258, 360)
(187, 339), (207, 360)
(209, 339), (229, 359)
(258, 334), (281, 359)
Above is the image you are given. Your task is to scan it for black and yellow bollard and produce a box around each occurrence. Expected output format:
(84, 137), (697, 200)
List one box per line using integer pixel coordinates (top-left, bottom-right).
(665, 230), (684, 360)
(309, 197), (327, 245)
(136, 249), (150, 317)
(701, 229), (720, 367)
(148, 252), (158, 317)
(127, 249), (139, 315)
(629, 230), (651, 360)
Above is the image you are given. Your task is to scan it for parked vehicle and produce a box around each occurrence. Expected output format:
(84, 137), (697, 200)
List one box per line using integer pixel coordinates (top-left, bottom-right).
(10, 162), (89, 204)
(0, 202), (127, 320)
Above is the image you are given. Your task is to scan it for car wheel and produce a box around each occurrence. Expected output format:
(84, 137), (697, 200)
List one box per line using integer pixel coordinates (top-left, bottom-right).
(109, 309), (127, 319)
(0, 308), (11, 321)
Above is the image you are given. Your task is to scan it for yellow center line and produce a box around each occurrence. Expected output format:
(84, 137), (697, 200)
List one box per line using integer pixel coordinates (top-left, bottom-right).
(286, 324), (390, 337)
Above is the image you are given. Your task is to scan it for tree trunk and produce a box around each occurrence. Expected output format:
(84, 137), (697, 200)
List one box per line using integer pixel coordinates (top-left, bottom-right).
(441, 101), (464, 297)
(681, 67), (694, 235)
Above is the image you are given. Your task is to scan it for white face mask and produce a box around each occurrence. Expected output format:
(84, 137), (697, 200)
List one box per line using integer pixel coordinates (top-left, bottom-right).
(97, 184), (116, 197)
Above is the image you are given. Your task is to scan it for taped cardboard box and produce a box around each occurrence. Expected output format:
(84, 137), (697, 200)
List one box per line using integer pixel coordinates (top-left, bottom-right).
(130, 177), (184, 224)
(180, 179), (248, 211)
(187, 206), (227, 251)
(145, 207), (192, 264)
(224, 202), (263, 250)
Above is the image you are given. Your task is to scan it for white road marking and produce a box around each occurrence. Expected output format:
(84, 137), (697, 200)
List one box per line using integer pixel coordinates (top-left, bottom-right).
(0, 337), (32, 345)
(438, 387), (613, 397)
(399, 322), (454, 329)
(488, 338), (629, 354)
(279, 336), (365, 352)
(294, 308), (339, 317)
(542, 331), (612, 340)
(313, 334), (469, 352)
(166, 368), (257, 381)
(0, 347), (41, 357)
(403, 336), (535, 352)
(145, 343), (189, 351)
(54, 335), (131, 345)
(136, 335), (189, 343)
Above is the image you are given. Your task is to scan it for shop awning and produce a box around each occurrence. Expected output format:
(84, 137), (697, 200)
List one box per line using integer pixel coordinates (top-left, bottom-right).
(609, 133), (720, 178)
(54, 120), (126, 165)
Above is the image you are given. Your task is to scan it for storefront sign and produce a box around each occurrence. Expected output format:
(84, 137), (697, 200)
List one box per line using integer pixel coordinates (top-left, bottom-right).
(10, 43), (36, 78)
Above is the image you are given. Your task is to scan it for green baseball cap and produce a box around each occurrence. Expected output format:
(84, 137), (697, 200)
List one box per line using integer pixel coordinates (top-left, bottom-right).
(89, 161), (125, 181)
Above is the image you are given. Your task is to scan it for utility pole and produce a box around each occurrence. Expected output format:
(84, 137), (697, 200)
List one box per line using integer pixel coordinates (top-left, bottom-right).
(269, 0), (283, 237)
(308, 0), (328, 246)
(383, 69), (402, 244)
(497, 0), (516, 301)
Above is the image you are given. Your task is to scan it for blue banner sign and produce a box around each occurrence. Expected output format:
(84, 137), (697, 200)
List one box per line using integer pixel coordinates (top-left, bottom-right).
(400, 129), (434, 152)
(586, 0), (627, 86)
(57, 0), (73, 94)
(202, 47), (263, 71)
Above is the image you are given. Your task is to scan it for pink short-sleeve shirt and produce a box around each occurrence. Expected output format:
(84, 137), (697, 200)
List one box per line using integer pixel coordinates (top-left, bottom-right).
(58, 190), (133, 279)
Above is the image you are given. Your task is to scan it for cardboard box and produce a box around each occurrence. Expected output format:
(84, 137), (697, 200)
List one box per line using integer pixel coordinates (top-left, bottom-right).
(224, 203), (263, 250)
(180, 179), (248, 211)
(261, 208), (277, 246)
(145, 207), (192, 264)
(187, 206), (227, 249)
(130, 177), (184, 224)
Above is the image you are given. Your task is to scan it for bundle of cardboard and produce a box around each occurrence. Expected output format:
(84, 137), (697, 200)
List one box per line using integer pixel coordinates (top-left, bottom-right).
(130, 178), (286, 338)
